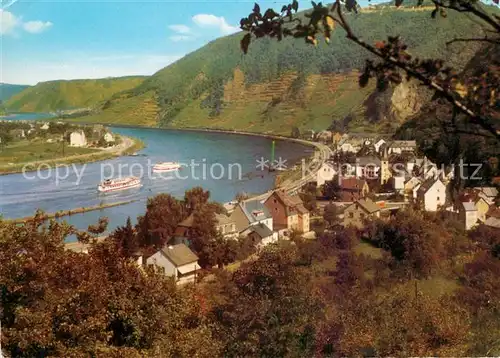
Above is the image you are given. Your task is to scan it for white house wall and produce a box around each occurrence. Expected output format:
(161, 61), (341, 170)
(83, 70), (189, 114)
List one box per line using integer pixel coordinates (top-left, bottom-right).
(146, 251), (177, 277)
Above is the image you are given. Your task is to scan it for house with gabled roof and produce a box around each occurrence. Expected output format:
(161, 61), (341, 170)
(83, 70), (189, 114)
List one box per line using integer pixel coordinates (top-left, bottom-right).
(230, 198), (273, 234)
(404, 176), (422, 201)
(475, 196), (491, 222)
(242, 222), (277, 248)
(264, 190), (310, 233)
(338, 137), (364, 153)
(343, 198), (381, 228)
(145, 243), (200, 285)
(477, 187), (498, 205)
(458, 188), (491, 223)
(215, 213), (238, 239)
(459, 201), (479, 230)
(70, 130), (87, 147)
(356, 156), (381, 180)
(174, 213), (195, 239)
(317, 162), (337, 186)
(374, 139), (386, 153)
(338, 177), (370, 202)
(416, 178), (447, 211)
(387, 140), (417, 154)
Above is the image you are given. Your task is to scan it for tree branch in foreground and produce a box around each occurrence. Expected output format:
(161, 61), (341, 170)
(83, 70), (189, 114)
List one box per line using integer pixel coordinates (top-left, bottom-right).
(239, 0), (500, 142)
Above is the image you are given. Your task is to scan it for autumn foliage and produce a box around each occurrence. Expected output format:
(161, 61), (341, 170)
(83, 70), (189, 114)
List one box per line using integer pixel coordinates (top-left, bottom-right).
(2, 192), (500, 356)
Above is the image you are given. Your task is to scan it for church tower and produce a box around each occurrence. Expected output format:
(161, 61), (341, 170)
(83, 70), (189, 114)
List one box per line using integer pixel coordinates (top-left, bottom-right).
(380, 147), (391, 185)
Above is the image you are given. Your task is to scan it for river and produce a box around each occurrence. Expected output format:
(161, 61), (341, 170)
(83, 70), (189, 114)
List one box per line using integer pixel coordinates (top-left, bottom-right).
(0, 114), (312, 235)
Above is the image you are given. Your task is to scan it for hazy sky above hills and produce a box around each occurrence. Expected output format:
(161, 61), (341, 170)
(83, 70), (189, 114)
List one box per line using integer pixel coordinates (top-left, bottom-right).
(2, 0), (380, 85)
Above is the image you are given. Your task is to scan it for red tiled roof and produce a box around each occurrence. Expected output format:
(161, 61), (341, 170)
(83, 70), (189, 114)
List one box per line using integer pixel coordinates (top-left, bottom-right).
(270, 190), (309, 216)
(340, 177), (366, 191)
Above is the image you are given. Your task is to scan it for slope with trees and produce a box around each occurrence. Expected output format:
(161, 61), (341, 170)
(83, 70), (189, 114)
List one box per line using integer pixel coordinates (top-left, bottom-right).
(0, 83), (30, 102)
(5, 76), (146, 113)
(79, 5), (492, 134)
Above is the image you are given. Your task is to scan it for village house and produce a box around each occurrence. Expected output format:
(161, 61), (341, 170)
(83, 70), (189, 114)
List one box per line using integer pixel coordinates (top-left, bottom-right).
(104, 132), (115, 143)
(172, 214), (195, 244)
(316, 130), (333, 143)
(9, 129), (26, 139)
(422, 164), (440, 181)
(477, 187), (498, 205)
(416, 178), (447, 211)
(459, 201), (479, 231)
(387, 140), (417, 154)
(145, 244), (200, 285)
(223, 200), (238, 213)
(338, 177), (370, 202)
(475, 196), (491, 222)
(317, 162), (337, 186)
(230, 198), (273, 234)
(215, 213), (238, 239)
(242, 223), (278, 248)
(70, 130), (87, 147)
(40, 123), (50, 130)
(374, 139), (386, 153)
(391, 174), (406, 194)
(404, 176), (422, 201)
(458, 189), (492, 223)
(343, 198), (381, 228)
(356, 156), (381, 180)
(338, 137), (363, 153)
(264, 190), (310, 233)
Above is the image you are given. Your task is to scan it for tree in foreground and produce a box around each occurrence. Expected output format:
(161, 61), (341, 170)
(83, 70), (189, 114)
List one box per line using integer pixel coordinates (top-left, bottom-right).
(323, 202), (339, 227)
(363, 210), (450, 278)
(0, 214), (222, 357)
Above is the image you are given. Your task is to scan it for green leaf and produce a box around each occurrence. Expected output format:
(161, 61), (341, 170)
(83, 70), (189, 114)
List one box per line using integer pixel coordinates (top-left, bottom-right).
(292, 0), (299, 12)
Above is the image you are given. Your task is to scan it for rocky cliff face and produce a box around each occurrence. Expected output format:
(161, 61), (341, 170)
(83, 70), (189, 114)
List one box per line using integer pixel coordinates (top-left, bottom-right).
(390, 79), (425, 122)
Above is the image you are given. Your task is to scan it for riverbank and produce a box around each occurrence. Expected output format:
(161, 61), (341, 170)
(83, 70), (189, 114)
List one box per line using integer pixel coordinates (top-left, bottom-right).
(0, 135), (144, 175)
(64, 119), (317, 148)
(63, 120), (330, 196)
(5, 199), (139, 224)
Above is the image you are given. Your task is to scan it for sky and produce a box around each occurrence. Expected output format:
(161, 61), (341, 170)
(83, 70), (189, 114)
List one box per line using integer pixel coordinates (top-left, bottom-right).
(2, 0), (498, 85)
(0, 0), (317, 85)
